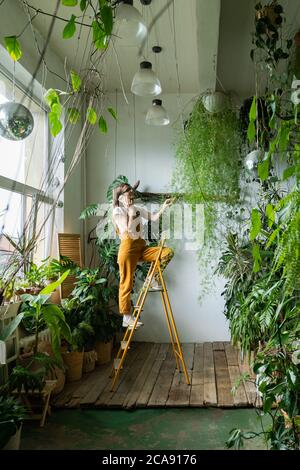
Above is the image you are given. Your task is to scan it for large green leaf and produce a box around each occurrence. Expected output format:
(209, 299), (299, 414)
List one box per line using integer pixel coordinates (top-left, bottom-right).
(106, 175), (128, 202)
(79, 204), (99, 219)
(49, 111), (63, 137)
(4, 36), (22, 61)
(250, 209), (261, 241)
(0, 313), (24, 341)
(63, 14), (76, 39)
(92, 20), (108, 49)
(258, 157), (269, 181)
(101, 5), (113, 35)
(40, 270), (70, 295)
(70, 70), (81, 92)
(44, 89), (60, 108)
(86, 107), (97, 125)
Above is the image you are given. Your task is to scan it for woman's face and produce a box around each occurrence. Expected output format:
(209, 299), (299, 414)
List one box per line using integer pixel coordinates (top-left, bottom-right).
(119, 187), (134, 207)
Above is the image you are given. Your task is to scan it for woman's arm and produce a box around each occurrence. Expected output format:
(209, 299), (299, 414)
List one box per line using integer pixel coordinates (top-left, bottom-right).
(138, 199), (174, 222)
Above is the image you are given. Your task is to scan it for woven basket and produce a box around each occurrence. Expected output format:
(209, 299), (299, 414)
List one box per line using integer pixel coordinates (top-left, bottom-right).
(62, 351), (84, 382)
(83, 350), (97, 373)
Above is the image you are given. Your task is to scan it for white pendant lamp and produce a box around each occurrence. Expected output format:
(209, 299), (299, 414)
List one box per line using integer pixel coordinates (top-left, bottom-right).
(146, 99), (170, 126)
(131, 61), (162, 97)
(114, 0), (147, 45)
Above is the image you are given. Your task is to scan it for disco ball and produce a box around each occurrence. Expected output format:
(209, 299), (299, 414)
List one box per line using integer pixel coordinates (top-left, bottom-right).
(0, 102), (34, 141)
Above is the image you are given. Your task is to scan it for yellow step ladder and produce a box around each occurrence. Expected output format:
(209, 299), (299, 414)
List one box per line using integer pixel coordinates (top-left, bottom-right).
(110, 238), (191, 391)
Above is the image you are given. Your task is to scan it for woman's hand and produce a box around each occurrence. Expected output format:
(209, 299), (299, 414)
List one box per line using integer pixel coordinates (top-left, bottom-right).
(162, 198), (174, 211)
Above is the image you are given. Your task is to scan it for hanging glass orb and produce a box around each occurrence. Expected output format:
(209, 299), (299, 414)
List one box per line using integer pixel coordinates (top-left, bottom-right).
(0, 102), (34, 141)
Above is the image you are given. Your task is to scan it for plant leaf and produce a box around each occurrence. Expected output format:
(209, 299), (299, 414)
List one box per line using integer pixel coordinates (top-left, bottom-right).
(80, 0), (87, 10)
(250, 208), (261, 241)
(107, 107), (117, 120)
(0, 313), (24, 342)
(101, 5), (113, 35)
(249, 95), (257, 121)
(67, 107), (81, 124)
(49, 112), (63, 137)
(98, 115), (108, 133)
(258, 158), (269, 181)
(266, 204), (275, 228)
(62, 0), (78, 5)
(63, 14), (76, 39)
(4, 36), (22, 61)
(86, 107), (97, 125)
(44, 88), (60, 108)
(92, 20), (108, 49)
(252, 243), (261, 273)
(70, 70), (81, 92)
(79, 204), (99, 219)
(283, 165), (296, 180)
(247, 121), (256, 144)
(40, 270), (70, 295)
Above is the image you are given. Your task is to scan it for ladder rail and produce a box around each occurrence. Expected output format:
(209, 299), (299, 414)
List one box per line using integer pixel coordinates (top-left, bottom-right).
(110, 237), (191, 391)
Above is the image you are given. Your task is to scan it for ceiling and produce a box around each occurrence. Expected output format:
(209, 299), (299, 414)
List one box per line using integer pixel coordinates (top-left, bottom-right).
(20, 0), (220, 94)
(18, 0), (300, 98)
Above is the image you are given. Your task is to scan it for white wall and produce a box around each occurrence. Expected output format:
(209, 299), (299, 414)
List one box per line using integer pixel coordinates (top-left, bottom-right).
(0, 0), (85, 255)
(86, 92), (230, 342)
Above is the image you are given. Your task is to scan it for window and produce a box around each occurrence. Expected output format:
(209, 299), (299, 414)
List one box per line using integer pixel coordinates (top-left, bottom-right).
(0, 72), (53, 268)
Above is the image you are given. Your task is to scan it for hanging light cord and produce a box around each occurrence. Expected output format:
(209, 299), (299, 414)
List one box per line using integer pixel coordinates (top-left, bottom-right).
(133, 93), (137, 182)
(114, 88), (118, 178)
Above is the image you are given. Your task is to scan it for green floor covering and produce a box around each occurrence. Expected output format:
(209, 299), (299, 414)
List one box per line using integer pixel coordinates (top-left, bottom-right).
(20, 408), (269, 450)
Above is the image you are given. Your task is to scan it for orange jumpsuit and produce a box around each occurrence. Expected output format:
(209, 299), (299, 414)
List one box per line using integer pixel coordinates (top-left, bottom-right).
(117, 232), (174, 314)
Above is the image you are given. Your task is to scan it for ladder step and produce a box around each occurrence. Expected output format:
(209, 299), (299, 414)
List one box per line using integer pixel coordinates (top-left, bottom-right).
(133, 305), (144, 310)
(121, 340), (130, 350)
(114, 358), (123, 370)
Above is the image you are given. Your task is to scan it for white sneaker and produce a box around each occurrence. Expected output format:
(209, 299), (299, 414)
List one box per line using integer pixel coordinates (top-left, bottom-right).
(149, 279), (163, 291)
(122, 315), (144, 329)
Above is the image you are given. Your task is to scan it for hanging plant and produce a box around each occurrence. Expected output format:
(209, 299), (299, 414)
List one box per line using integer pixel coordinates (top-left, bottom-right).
(172, 97), (243, 295)
(251, 1), (291, 69)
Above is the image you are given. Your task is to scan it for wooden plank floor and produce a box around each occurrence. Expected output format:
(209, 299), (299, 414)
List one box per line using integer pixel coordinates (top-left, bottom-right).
(52, 342), (260, 410)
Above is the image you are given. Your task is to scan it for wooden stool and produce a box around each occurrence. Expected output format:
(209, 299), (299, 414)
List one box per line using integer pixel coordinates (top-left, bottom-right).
(12, 379), (57, 427)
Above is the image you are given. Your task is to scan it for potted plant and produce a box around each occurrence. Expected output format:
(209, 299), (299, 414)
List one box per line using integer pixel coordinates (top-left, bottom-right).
(0, 396), (25, 450)
(61, 321), (94, 382)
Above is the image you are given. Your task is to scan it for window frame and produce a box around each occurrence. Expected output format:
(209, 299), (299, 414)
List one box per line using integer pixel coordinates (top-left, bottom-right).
(0, 64), (55, 262)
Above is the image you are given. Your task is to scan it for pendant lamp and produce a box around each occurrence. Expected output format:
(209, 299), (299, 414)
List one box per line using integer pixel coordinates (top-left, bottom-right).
(114, 0), (147, 45)
(131, 61), (162, 97)
(146, 99), (170, 126)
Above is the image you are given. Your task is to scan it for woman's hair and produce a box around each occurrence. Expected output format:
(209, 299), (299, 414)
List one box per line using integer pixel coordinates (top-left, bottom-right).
(112, 180), (140, 208)
(112, 184), (131, 208)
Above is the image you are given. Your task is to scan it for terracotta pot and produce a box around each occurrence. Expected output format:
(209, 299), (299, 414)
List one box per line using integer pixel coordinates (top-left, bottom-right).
(83, 350), (97, 373)
(62, 351), (84, 382)
(50, 288), (61, 305)
(95, 340), (112, 365)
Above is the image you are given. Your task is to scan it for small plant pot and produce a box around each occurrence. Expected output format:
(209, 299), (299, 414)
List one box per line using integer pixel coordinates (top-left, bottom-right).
(62, 351), (84, 382)
(3, 424), (22, 450)
(83, 350), (97, 373)
(202, 91), (229, 114)
(95, 340), (112, 365)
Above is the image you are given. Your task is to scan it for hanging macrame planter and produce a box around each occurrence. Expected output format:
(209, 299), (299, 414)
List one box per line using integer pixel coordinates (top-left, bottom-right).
(0, 102), (34, 141)
(201, 91), (230, 114)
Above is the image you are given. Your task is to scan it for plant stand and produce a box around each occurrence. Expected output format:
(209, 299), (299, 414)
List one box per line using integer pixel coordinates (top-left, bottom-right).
(12, 379), (57, 427)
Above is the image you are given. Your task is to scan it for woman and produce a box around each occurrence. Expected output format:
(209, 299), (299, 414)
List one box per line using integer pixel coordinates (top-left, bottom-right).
(112, 180), (174, 329)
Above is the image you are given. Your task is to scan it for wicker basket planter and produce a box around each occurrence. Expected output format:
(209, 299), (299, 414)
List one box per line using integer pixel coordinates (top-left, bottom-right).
(62, 351), (84, 382)
(83, 350), (97, 373)
(95, 340), (112, 365)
